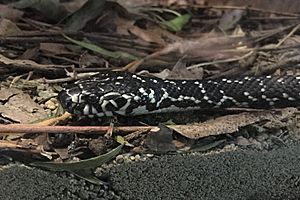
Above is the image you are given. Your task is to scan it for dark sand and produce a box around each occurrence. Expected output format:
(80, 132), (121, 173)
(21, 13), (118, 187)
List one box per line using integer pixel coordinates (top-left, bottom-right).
(1, 144), (300, 200)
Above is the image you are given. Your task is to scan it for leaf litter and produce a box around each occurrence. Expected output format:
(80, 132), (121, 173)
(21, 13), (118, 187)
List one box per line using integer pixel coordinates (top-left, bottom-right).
(0, 0), (300, 187)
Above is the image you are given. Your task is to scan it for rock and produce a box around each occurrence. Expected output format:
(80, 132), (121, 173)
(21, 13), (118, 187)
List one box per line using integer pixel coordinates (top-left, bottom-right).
(236, 136), (250, 146)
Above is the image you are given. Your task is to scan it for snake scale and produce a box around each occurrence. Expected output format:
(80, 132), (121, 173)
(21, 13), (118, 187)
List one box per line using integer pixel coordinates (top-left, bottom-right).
(58, 71), (300, 118)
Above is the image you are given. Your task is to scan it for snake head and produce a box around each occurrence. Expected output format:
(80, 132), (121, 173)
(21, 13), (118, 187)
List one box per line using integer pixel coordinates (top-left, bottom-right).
(58, 80), (133, 117)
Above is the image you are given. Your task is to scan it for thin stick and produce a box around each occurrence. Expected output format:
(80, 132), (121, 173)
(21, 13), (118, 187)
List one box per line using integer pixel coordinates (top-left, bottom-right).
(0, 124), (153, 134)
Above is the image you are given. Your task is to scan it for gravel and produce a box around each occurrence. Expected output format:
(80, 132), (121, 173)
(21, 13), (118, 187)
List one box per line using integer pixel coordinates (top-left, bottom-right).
(1, 143), (300, 200)
(109, 143), (300, 200)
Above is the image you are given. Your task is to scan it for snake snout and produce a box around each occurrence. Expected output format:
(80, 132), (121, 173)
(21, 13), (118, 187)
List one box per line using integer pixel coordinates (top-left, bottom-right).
(58, 89), (74, 113)
(58, 86), (106, 117)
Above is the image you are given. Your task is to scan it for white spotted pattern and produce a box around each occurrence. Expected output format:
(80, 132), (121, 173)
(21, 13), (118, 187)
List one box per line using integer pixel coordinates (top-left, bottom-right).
(59, 72), (300, 118)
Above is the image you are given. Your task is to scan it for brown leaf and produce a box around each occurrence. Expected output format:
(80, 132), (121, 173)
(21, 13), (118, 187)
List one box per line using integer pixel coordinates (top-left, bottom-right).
(167, 57), (203, 80)
(171, 36), (250, 60)
(0, 88), (48, 124)
(114, 16), (135, 35)
(130, 23), (181, 46)
(79, 54), (106, 68)
(18, 47), (39, 60)
(170, 108), (296, 139)
(152, 57), (203, 80)
(0, 53), (72, 71)
(0, 18), (21, 36)
(129, 25), (166, 45)
(62, 0), (88, 13)
(0, 4), (23, 21)
(132, 34), (251, 70)
(11, 0), (67, 22)
(53, 148), (70, 160)
(218, 9), (246, 31)
(40, 43), (71, 55)
(144, 124), (176, 153)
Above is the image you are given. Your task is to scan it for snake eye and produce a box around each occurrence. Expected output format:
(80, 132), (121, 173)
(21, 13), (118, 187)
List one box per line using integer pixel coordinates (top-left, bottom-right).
(88, 94), (99, 104)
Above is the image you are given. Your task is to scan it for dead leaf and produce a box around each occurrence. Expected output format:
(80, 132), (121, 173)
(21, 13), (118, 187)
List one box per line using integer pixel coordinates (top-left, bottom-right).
(0, 4), (23, 21)
(40, 43), (71, 55)
(44, 98), (57, 110)
(11, 0), (67, 22)
(0, 53), (72, 72)
(0, 87), (21, 101)
(0, 88), (48, 124)
(0, 18), (21, 36)
(168, 57), (203, 80)
(53, 148), (70, 160)
(129, 25), (166, 45)
(144, 124), (176, 153)
(170, 36), (250, 59)
(79, 54), (106, 68)
(114, 16), (135, 35)
(62, 0), (88, 13)
(18, 47), (39, 60)
(170, 108), (297, 139)
(63, 0), (106, 31)
(123, 128), (151, 141)
(218, 9), (246, 31)
(131, 35), (250, 70)
(152, 57), (203, 80)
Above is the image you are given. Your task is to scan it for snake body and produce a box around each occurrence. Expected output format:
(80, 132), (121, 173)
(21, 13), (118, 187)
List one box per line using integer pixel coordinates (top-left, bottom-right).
(58, 71), (300, 118)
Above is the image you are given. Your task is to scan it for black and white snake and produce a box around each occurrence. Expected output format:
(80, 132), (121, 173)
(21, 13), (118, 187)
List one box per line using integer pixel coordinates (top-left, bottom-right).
(58, 71), (300, 118)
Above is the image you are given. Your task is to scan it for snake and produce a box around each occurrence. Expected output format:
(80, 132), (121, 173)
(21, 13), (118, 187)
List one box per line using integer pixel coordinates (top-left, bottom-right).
(58, 71), (300, 118)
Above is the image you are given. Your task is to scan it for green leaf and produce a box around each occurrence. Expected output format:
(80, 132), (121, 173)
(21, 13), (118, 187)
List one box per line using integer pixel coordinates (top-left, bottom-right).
(163, 14), (191, 32)
(115, 135), (134, 147)
(115, 135), (126, 145)
(63, 34), (138, 60)
(31, 144), (123, 171)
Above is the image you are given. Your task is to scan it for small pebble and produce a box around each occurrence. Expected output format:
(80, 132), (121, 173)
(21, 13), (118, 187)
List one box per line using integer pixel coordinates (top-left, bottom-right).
(250, 138), (263, 150)
(223, 144), (236, 150)
(255, 125), (266, 133)
(256, 133), (269, 142)
(134, 154), (141, 161)
(146, 153), (154, 158)
(130, 156), (135, 161)
(261, 141), (270, 150)
(140, 157), (147, 161)
(123, 155), (132, 163)
(115, 155), (124, 164)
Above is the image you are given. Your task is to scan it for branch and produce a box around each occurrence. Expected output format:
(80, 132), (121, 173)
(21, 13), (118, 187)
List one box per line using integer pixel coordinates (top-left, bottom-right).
(0, 124), (153, 134)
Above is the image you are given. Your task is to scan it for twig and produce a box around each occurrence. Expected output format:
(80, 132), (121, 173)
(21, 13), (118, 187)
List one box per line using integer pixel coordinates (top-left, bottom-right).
(186, 5), (300, 17)
(276, 23), (300, 47)
(187, 50), (254, 70)
(0, 140), (41, 154)
(0, 124), (154, 134)
(0, 54), (73, 72)
(43, 72), (99, 84)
